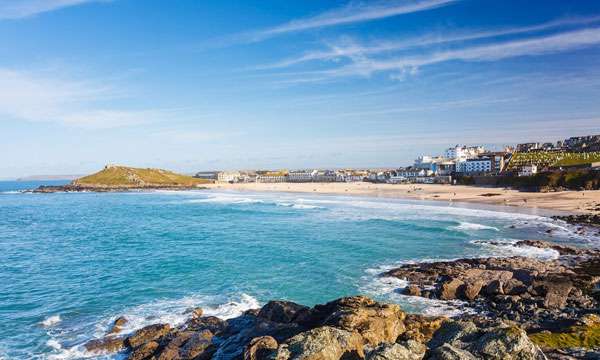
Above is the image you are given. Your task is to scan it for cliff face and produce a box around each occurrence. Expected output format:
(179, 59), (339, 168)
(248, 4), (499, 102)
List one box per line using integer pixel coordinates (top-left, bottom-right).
(71, 165), (212, 188)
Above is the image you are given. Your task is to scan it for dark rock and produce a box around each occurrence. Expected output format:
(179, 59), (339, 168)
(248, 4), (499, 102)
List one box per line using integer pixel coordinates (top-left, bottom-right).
(180, 330), (213, 359)
(257, 300), (309, 324)
(183, 315), (227, 335)
(243, 336), (278, 360)
(439, 279), (464, 300)
(426, 343), (477, 360)
(403, 285), (422, 297)
(128, 341), (158, 360)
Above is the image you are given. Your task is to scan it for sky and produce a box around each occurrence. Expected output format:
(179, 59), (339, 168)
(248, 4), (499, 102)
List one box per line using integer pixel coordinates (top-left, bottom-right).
(2, 0), (600, 178)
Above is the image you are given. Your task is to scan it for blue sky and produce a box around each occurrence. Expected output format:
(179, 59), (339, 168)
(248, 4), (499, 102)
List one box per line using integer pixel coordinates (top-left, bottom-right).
(2, 0), (600, 178)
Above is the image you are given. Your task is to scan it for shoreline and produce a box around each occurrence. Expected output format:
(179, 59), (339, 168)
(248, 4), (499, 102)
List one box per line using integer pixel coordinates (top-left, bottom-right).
(205, 182), (600, 215)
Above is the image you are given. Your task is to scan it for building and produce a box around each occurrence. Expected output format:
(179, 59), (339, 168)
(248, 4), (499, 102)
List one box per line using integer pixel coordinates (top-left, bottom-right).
(516, 143), (540, 152)
(564, 134), (600, 152)
(313, 170), (337, 182)
(414, 156), (434, 170)
(518, 165), (538, 177)
(444, 145), (485, 160)
(217, 171), (242, 183)
(456, 158), (492, 174)
(432, 160), (456, 176)
(256, 171), (288, 183)
(194, 171), (218, 180)
(288, 170), (314, 183)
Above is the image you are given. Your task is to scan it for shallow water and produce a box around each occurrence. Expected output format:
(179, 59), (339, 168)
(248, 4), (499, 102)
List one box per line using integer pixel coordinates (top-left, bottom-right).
(0, 181), (596, 359)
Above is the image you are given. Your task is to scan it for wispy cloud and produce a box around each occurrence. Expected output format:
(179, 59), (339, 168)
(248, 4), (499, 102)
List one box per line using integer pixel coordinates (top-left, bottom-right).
(243, 0), (456, 42)
(0, 0), (106, 20)
(276, 27), (600, 82)
(258, 15), (600, 69)
(0, 68), (166, 128)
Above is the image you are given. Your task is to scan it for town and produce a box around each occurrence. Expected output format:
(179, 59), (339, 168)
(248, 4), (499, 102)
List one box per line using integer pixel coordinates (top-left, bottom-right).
(198, 134), (600, 187)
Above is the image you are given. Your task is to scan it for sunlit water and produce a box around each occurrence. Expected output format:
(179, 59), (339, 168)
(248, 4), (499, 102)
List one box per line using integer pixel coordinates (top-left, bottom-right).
(0, 181), (596, 359)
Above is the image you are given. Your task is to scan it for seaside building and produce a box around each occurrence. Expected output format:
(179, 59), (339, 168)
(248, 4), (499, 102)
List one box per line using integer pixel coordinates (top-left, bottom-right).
(518, 165), (538, 177)
(217, 171), (242, 183)
(256, 171), (288, 183)
(194, 171), (218, 180)
(313, 170), (337, 182)
(444, 145), (485, 160)
(516, 143), (541, 152)
(288, 170), (314, 183)
(456, 158), (492, 174)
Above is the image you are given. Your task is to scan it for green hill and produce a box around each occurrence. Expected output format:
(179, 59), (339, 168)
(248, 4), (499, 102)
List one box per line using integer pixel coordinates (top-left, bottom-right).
(72, 165), (212, 188)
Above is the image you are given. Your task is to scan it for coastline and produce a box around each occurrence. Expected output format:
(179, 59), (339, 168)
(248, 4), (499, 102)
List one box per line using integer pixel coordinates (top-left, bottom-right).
(205, 182), (600, 215)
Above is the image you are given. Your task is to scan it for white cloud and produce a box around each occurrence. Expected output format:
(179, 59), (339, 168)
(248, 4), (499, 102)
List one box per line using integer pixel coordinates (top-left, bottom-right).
(0, 0), (106, 19)
(0, 68), (164, 128)
(245, 0), (456, 42)
(281, 27), (600, 82)
(258, 15), (600, 69)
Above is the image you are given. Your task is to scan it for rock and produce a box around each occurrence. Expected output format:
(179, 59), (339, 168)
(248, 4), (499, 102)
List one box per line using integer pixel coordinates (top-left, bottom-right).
(427, 321), (478, 349)
(426, 344), (477, 360)
(504, 279), (528, 296)
(366, 342), (423, 360)
(244, 336), (278, 360)
(127, 323), (171, 348)
(403, 285), (422, 297)
(541, 279), (573, 309)
(183, 316), (227, 335)
(439, 279), (464, 300)
(109, 316), (129, 334)
(401, 314), (447, 343)
(473, 326), (546, 360)
(128, 341), (159, 360)
(154, 331), (196, 360)
(278, 326), (364, 360)
(180, 330), (214, 359)
(319, 296), (406, 346)
(461, 280), (484, 301)
(184, 307), (204, 319)
(84, 336), (126, 353)
(258, 301), (310, 324)
(486, 280), (504, 296)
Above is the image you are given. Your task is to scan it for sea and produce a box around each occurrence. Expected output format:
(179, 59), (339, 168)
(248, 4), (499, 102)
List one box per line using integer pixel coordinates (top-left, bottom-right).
(0, 180), (596, 359)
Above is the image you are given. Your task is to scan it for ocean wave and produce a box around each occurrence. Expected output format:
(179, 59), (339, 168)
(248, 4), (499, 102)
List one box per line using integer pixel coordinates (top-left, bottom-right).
(41, 315), (61, 327)
(471, 239), (560, 260)
(451, 222), (499, 232)
(45, 293), (260, 360)
(187, 196), (264, 205)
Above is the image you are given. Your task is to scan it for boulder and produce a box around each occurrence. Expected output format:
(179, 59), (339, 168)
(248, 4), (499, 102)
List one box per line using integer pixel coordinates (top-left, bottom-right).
(426, 344), (477, 360)
(486, 280), (504, 296)
(366, 342), (423, 360)
(401, 314), (447, 343)
(128, 341), (159, 360)
(154, 331), (196, 360)
(278, 326), (364, 360)
(244, 336), (278, 360)
(473, 326), (546, 360)
(319, 296), (406, 346)
(127, 323), (171, 348)
(504, 279), (528, 296)
(403, 285), (422, 297)
(461, 280), (484, 301)
(541, 279), (573, 309)
(183, 316), (227, 335)
(109, 316), (129, 334)
(180, 330), (214, 359)
(439, 279), (464, 300)
(84, 336), (126, 353)
(427, 321), (478, 349)
(258, 301), (310, 324)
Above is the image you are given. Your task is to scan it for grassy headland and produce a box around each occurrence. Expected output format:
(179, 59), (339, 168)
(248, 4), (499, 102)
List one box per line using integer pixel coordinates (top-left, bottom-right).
(72, 165), (211, 188)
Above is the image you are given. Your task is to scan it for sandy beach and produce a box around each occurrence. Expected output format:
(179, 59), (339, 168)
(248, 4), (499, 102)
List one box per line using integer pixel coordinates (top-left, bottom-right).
(206, 182), (600, 215)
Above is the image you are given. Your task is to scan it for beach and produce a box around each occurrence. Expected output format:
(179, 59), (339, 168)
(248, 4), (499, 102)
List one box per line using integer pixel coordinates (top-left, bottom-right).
(206, 182), (600, 214)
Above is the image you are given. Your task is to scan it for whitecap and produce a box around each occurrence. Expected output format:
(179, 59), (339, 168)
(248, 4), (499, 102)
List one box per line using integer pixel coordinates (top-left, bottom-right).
(41, 315), (61, 327)
(451, 222), (499, 232)
(471, 239), (560, 260)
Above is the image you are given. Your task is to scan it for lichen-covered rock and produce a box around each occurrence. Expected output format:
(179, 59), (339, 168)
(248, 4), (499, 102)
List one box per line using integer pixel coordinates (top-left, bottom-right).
(244, 336), (278, 360)
(319, 296), (406, 346)
(126, 323), (171, 348)
(426, 344), (477, 360)
(401, 315), (447, 344)
(128, 341), (159, 360)
(439, 279), (464, 300)
(427, 321), (478, 349)
(473, 326), (546, 360)
(278, 326), (364, 360)
(109, 316), (129, 334)
(183, 315), (227, 335)
(366, 342), (423, 360)
(180, 330), (214, 359)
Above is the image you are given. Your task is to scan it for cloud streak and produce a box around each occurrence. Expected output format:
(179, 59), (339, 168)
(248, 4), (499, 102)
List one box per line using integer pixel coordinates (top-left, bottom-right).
(0, 68), (166, 128)
(0, 0), (106, 20)
(276, 27), (600, 82)
(244, 0), (456, 42)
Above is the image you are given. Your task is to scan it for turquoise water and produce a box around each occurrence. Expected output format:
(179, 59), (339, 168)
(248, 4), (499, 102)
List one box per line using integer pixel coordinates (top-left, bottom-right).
(0, 181), (594, 359)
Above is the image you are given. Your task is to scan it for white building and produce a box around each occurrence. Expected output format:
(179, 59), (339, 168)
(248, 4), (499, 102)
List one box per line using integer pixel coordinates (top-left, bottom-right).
(456, 158), (492, 174)
(518, 165), (538, 177)
(414, 156), (434, 170)
(444, 145), (485, 160)
(217, 171), (242, 183)
(288, 171), (314, 182)
(256, 172), (287, 183)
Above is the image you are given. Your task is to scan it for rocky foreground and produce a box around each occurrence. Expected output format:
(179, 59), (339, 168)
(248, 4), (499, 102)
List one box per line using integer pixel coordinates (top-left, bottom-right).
(84, 240), (600, 360)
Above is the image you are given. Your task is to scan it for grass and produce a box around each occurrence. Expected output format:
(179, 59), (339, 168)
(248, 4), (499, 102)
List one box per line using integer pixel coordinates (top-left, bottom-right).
(73, 165), (212, 188)
(529, 323), (600, 350)
(507, 151), (600, 170)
